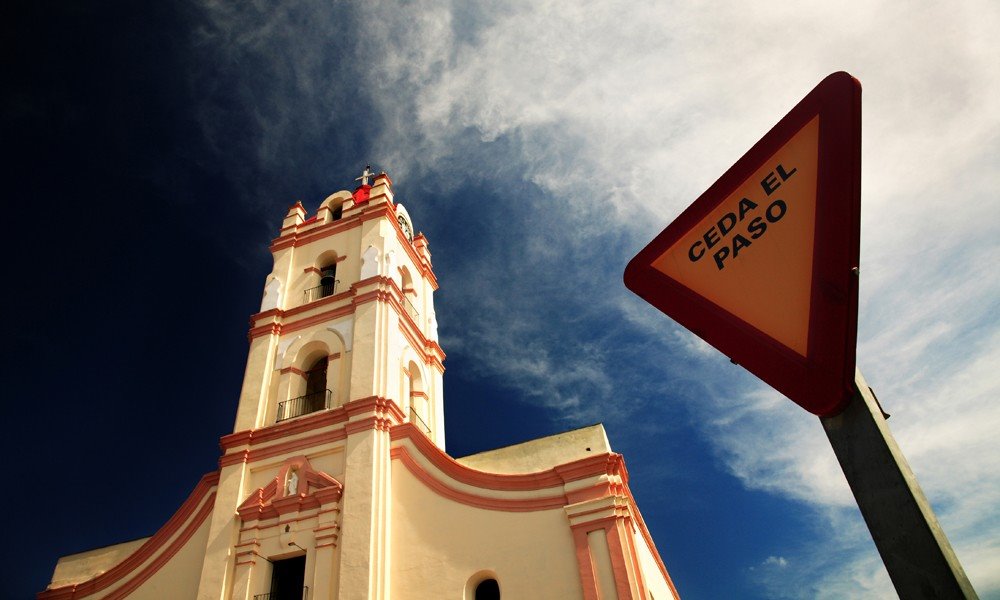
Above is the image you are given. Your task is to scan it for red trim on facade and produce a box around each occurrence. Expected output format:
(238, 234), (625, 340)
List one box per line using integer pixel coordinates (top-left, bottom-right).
(237, 456), (343, 523)
(39, 473), (219, 599)
(236, 428), (349, 467)
(345, 415), (392, 435)
(272, 201), (438, 288)
(219, 397), (404, 467)
(624, 485), (681, 599)
(623, 516), (648, 600)
(101, 493), (216, 600)
(279, 366), (306, 377)
(314, 522), (341, 549)
(392, 423), (626, 492)
(343, 395), (406, 424)
(246, 276), (445, 371)
(254, 308), (282, 320)
(269, 207), (364, 252)
(572, 527), (601, 600)
(279, 304), (355, 335)
(391, 446), (568, 512)
(248, 322), (281, 341)
(220, 406), (351, 451)
(567, 503), (629, 523)
(605, 519), (639, 600)
(219, 449), (250, 468)
(279, 288), (354, 319)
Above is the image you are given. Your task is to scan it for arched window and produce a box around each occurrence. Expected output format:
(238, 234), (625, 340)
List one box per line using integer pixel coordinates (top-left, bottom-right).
(331, 202), (344, 220)
(320, 263), (338, 297)
(304, 356), (328, 414)
(475, 579), (500, 600)
(405, 361), (429, 434)
(399, 266), (417, 320)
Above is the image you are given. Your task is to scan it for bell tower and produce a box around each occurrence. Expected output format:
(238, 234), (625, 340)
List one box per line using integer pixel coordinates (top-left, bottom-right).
(232, 168), (445, 446)
(195, 169), (446, 600)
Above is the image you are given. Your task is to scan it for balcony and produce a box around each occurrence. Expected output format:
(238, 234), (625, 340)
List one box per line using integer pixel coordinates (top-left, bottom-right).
(254, 588), (309, 600)
(409, 407), (431, 434)
(277, 390), (332, 422)
(303, 280), (340, 303)
(402, 294), (418, 321)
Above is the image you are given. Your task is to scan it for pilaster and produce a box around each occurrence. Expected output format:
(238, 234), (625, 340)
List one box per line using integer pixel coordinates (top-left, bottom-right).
(233, 328), (280, 432)
(196, 461), (252, 600)
(336, 397), (402, 600)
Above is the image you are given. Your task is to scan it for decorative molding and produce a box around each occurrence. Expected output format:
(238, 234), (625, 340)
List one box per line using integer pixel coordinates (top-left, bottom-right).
(623, 485), (681, 599)
(219, 397), (403, 467)
(237, 456), (344, 523)
(247, 277), (442, 369)
(220, 427), (348, 467)
(572, 527), (600, 600)
(269, 203), (438, 289)
(391, 446), (567, 512)
(390, 423), (623, 492)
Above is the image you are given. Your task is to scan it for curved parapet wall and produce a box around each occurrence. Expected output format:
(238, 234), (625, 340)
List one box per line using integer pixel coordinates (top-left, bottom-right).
(388, 422), (680, 600)
(39, 473), (219, 600)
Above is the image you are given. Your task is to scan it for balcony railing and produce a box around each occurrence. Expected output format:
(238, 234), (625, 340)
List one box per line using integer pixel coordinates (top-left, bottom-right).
(277, 390), (332, 422)
(409, 407), (431, 434)
(253, 587), (309, 600)
(304, 280), (340, 303)
(402, 294), (418, 321)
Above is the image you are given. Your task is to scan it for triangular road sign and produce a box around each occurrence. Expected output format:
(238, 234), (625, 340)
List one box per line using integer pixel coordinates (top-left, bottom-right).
(625, 72), (862, 416)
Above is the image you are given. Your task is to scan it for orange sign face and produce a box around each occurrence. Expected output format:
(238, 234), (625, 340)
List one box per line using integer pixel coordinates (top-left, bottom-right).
(625, 73), (862, 416)
(652, 117), (818, 357)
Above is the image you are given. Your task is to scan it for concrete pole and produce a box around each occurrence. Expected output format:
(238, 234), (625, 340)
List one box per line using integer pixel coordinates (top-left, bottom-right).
(821, 369), (978, 599)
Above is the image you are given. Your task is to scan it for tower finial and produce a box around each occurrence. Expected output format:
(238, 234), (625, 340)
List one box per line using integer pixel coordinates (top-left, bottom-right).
(355, 164), (375, 187)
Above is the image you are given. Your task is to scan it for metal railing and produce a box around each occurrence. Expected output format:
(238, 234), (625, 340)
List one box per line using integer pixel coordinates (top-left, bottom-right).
(277, 390), (332, 422)
(409, 407), (431, 434)
(402, 294), (419, 321)
(303, 280), (340, 303)
(253, 587), (309, 600)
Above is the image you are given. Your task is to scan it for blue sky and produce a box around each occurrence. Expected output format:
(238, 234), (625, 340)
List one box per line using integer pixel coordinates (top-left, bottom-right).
(7, 1), (998, 598)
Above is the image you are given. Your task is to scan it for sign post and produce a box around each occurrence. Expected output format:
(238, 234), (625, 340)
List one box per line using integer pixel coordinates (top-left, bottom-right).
(625, 72), (978, 598)
(824, 371), (977, 598)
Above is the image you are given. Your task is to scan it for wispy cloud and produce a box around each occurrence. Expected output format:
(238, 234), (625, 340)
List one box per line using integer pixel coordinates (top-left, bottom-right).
(188, 0), (1000, 595)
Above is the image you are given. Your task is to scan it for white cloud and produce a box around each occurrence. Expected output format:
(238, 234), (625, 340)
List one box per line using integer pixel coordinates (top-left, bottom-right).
(762, 555), (788, 568)
(350, 3), (1000, 592)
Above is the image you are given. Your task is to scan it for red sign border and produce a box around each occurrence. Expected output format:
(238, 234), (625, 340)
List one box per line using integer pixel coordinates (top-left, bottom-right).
(624, 72), (862, 416)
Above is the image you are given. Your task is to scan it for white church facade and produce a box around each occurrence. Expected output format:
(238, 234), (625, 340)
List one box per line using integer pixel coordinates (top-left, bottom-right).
(41, 170), (680, 600)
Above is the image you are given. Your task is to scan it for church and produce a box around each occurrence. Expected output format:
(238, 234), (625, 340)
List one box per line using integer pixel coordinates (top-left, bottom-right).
(40, 169), (680, 600)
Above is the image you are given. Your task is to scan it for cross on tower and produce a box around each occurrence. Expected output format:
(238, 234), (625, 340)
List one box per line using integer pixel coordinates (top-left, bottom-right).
(355, 164), (376, 187)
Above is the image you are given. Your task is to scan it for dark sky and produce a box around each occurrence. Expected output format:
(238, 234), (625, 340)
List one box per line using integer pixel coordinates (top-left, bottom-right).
(4, 3), (628, 595)
(5, 3), (253, 596)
